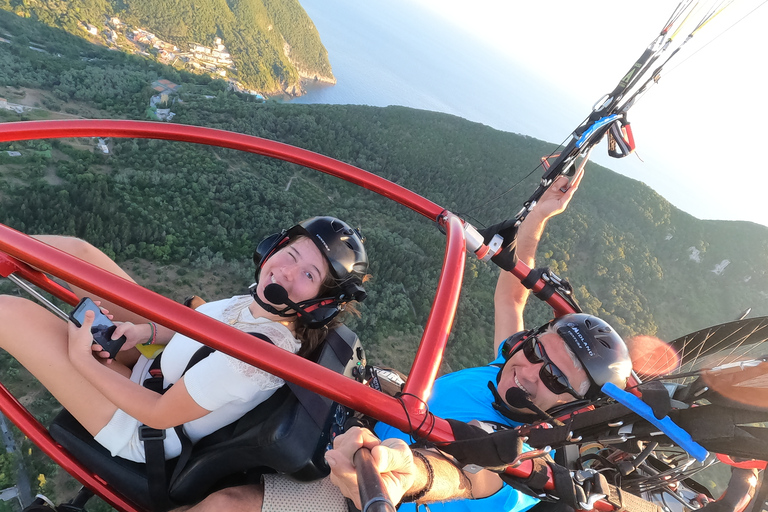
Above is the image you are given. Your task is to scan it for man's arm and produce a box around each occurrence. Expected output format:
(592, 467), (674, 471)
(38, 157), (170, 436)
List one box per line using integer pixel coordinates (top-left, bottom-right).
(493, 172), (583, 353)
(326, 427), (501, 508)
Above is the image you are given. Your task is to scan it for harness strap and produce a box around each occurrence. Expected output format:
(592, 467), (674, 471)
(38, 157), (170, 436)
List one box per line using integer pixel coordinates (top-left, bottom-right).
(249, 332), (330, 430)
(324, 328), (354, 367)
(549, 460), (578, 509)
(141, 346), (215, 510)
(141, 351), (170, 512)
(498, 456), (552, 498)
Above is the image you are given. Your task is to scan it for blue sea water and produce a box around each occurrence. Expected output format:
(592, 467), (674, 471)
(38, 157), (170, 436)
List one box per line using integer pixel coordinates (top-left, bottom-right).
(288, 0), (768, 227)
(290, 0), (584, 145)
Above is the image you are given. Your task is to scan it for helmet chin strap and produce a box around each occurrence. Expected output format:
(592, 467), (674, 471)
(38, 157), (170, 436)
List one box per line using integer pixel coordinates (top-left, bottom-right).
(249, 283), (298, 319)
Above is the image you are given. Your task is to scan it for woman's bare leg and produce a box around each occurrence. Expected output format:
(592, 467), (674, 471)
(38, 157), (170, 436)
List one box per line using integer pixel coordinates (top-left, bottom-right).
(31, 235), (149, 325)
(0, 295), (120, 435)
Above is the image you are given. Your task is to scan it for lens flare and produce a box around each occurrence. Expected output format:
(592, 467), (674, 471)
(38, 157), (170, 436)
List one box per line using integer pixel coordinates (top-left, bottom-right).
(626, 335), (680, 378)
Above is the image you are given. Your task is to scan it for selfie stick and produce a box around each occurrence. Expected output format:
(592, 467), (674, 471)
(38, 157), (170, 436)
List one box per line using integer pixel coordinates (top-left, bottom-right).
(6, 273), (69, 322)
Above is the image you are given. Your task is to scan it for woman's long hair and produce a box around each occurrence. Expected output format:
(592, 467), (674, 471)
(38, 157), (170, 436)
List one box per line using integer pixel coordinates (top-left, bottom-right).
(293, 283), (365, 358)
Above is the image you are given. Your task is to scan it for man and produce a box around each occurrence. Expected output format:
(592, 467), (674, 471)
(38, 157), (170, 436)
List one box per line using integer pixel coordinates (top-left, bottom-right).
(178, 173), (633, 511)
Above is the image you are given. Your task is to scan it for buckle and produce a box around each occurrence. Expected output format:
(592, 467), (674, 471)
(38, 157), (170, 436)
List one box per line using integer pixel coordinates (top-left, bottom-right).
(139, 425), (166, 442)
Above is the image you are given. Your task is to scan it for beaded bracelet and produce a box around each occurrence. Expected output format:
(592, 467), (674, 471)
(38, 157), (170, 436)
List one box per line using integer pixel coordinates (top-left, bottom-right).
(144, 321), (157, 345)
(401, 450), (434, 503)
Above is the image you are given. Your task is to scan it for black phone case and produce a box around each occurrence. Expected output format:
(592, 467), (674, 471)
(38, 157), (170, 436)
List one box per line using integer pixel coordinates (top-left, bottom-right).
(69, 298), (127, 359)
(91, 326), (127, 359)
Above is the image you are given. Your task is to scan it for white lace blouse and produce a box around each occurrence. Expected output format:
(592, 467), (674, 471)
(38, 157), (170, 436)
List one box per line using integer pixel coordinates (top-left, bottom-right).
(158, 295), (301, 443)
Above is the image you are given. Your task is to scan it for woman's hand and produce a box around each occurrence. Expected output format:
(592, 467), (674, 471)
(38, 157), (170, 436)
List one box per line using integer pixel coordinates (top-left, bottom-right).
(110, 321), (152, 352)
(68, 309), (99, 366)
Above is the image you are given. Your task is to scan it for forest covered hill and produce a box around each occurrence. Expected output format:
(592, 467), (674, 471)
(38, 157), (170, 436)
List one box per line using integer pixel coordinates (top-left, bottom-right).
(0, 0), (333, 95)
(2, 11), (768, 504)
(1, 8), (768, 371)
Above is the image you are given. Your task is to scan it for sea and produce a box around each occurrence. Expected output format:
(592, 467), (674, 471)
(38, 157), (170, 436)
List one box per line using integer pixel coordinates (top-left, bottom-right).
(287, 0), (768, 227)
(288, 0), (585, 146)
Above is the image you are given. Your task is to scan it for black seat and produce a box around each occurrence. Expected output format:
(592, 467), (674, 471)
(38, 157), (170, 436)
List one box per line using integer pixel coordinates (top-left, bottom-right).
(49, 325), (365, 511)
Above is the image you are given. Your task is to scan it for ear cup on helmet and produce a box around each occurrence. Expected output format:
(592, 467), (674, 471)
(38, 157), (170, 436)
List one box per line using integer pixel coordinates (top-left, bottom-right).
(501, 330), (533, 360)
(253, 231), (288, 281)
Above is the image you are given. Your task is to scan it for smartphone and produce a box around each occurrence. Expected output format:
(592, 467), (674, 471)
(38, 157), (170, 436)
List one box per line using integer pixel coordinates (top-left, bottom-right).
(69, 297), (127, 359)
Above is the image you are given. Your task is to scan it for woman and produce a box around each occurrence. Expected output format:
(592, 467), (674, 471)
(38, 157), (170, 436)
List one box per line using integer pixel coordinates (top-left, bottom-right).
(0, 216), (368, 463)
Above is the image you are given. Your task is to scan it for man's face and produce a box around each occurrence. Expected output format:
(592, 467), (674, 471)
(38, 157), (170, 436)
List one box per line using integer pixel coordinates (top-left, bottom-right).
(496, 332), (590, 413)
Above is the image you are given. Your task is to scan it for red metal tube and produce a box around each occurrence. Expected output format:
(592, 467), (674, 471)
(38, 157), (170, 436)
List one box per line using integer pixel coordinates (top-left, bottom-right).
(0, 120), (444, 221)
(400, 214), (465, 420)
(0, 120), (638, 512)
(0, 383), (143, 512)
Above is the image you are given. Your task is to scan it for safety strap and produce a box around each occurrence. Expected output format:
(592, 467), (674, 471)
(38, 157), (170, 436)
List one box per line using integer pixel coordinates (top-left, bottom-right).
(249, 332), (331, 430)
(141, 352), (170, 512)
(141, 346), (215, 511)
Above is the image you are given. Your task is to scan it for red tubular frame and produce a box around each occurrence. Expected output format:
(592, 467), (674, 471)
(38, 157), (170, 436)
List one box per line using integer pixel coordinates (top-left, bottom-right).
(0, 120), (578, 512)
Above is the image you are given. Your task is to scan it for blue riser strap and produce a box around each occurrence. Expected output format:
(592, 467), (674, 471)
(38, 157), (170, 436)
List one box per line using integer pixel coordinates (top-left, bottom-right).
(602, 382), (709, 462)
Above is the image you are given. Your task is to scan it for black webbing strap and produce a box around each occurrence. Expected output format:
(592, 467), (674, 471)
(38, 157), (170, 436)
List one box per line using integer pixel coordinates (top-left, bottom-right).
(141, 351), (170, 512)
(167, 346), (215, 487)
(141, 346), (215, 510)
(550, 461), (578, 509)
(440, 419), (522, 469)
(139, 424), (170, 512)
(248, 332), (330, 430)
(520, 268), (555, 302)
(498, 457), (551, 499)
(324, 328), (353, 367)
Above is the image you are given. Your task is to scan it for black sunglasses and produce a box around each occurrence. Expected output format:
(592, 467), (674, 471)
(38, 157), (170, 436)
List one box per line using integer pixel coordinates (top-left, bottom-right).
(522, 335), (584, 400)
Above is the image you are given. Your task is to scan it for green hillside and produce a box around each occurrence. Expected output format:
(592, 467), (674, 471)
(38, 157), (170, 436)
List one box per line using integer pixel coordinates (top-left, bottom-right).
(0, 0), (333, 95)
(1, 7), (767, 368)
(2, 11), (768, 503)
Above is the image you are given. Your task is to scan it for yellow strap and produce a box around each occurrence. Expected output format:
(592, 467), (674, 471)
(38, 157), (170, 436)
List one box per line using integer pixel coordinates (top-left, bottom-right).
(137, 343), (164, 358)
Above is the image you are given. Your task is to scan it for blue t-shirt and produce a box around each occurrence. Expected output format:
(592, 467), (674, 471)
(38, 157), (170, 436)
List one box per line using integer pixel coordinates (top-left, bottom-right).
(374, 351), (540, 512)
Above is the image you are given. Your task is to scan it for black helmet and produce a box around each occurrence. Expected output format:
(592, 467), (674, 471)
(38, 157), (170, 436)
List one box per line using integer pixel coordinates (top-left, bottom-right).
(548, 314), (632, 399)
(252, 216), (368, 328)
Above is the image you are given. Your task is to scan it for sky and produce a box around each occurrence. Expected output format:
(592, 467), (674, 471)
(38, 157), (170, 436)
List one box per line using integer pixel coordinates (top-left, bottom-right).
(411, 0), (768, 227)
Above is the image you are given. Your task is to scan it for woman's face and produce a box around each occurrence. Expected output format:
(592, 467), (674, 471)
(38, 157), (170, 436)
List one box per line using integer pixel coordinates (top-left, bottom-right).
(256, 237), (330, 307)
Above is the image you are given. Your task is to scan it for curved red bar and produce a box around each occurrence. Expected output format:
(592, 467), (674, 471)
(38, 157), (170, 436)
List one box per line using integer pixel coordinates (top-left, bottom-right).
(0, 120), (463, 511)
(0, 120), (625, 512)
(0, 120), (444, 220)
